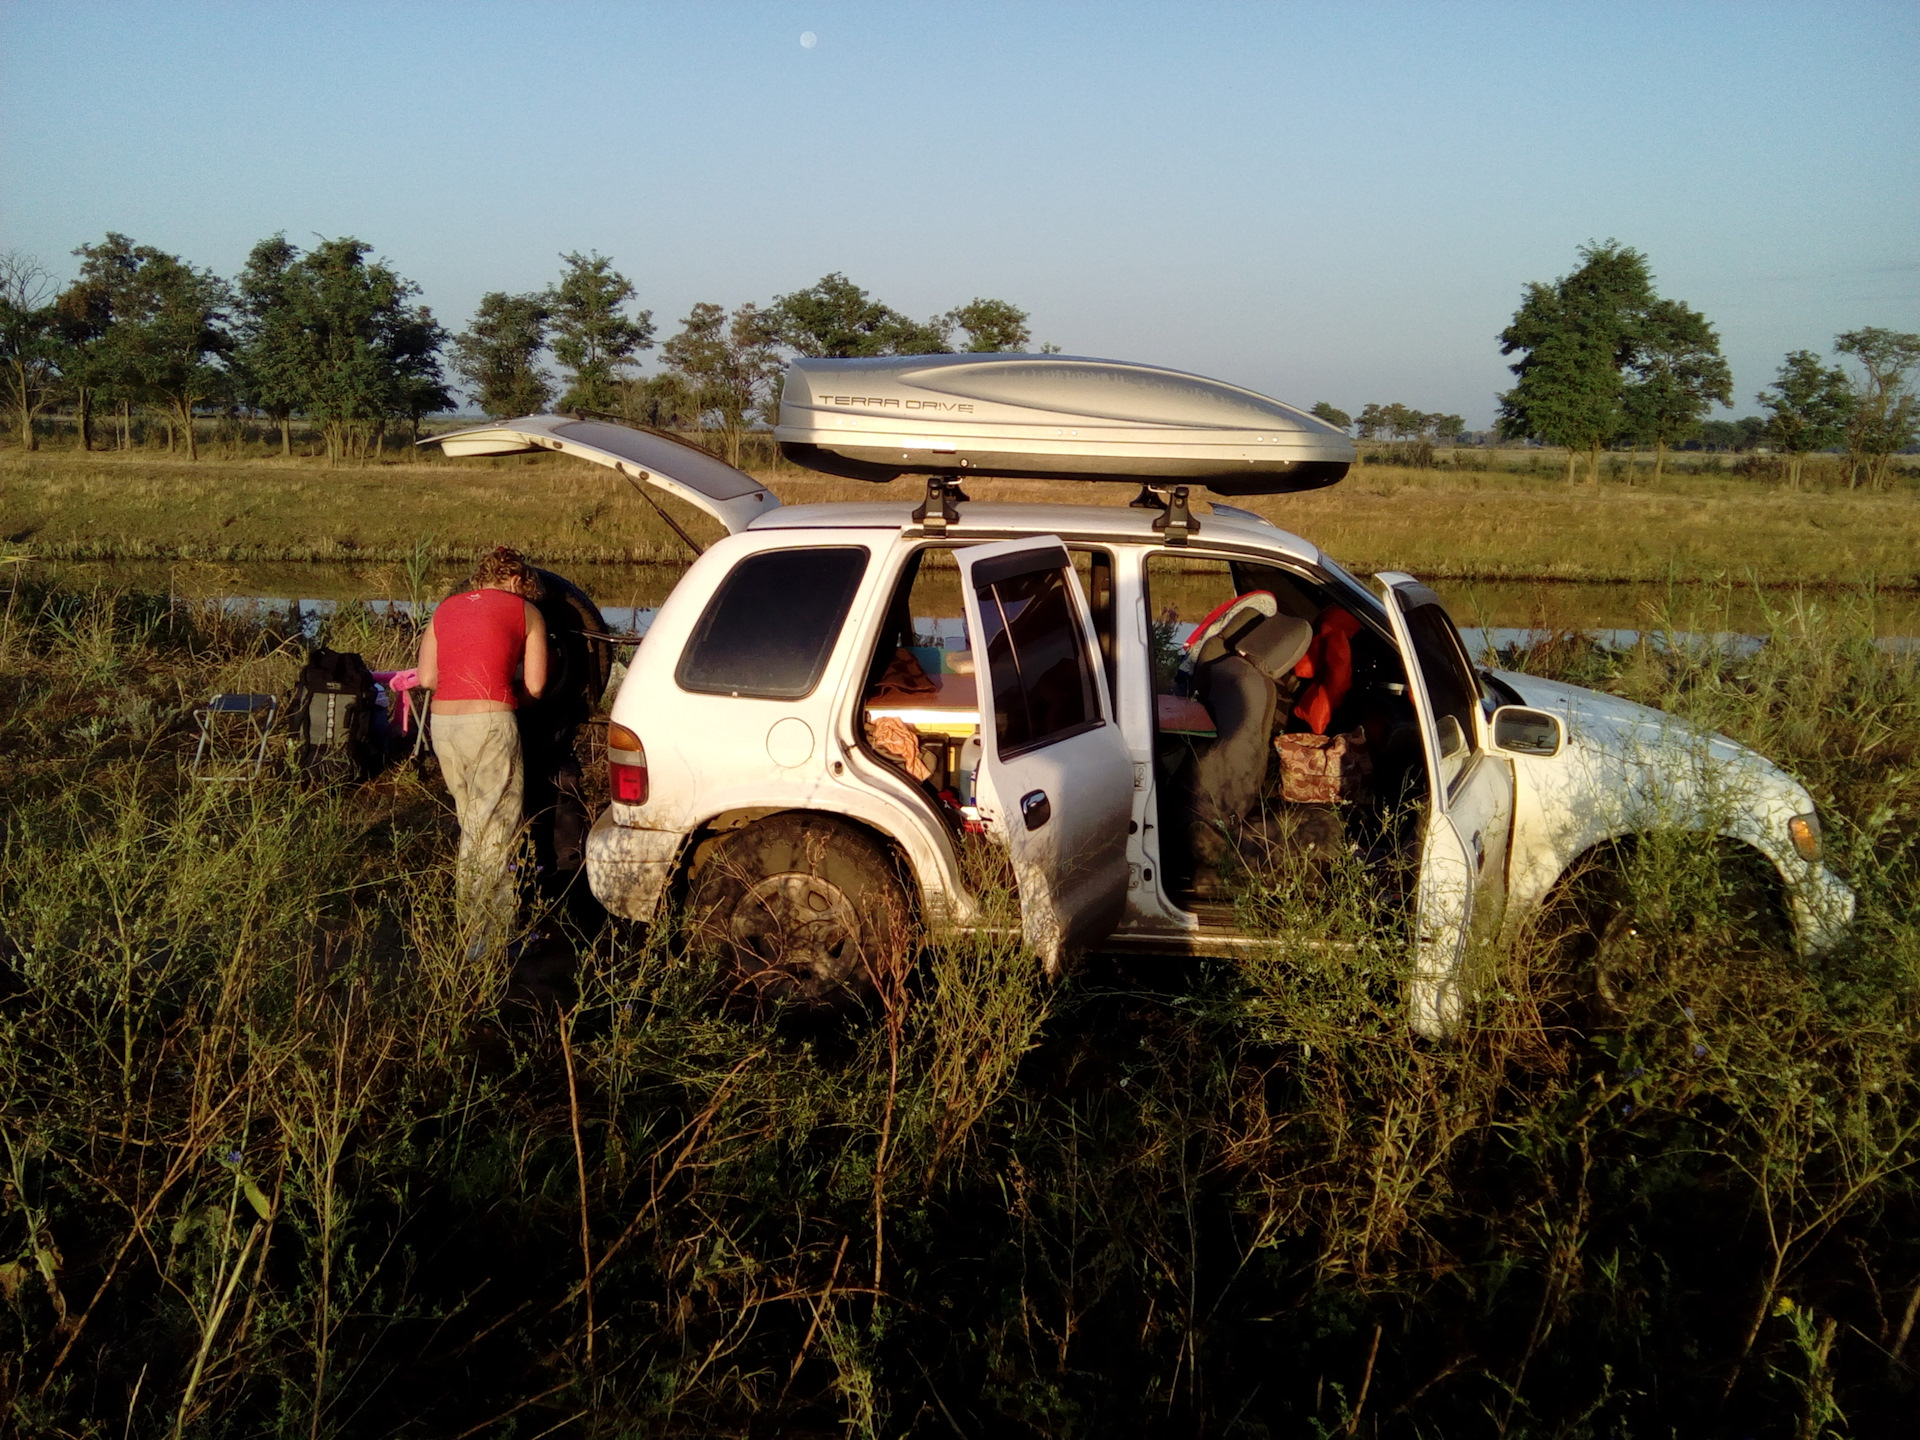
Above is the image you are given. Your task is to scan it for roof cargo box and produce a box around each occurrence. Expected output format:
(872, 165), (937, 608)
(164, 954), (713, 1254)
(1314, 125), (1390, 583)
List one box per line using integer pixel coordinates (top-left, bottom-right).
(774, 354), (1355, 495)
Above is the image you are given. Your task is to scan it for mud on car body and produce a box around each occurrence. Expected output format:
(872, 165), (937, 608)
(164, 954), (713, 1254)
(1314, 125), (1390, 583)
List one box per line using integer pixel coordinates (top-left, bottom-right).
(424, 356), (1853, 1036)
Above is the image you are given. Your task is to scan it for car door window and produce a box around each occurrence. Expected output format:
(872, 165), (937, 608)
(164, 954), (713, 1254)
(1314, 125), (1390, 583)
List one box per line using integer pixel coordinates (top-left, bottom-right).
(973, 552), (1103, 757)
(1400, 600), (1480, 792)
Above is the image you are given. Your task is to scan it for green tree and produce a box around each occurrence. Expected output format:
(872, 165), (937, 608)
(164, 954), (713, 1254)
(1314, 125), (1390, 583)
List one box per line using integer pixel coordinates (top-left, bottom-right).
(0, 252), (60, 450)
(1757, 351), (1854, 489)
(136, 252), (232, 459)
(1383, 402), (1427, 440)
(232, 235), (311, 455)
(1621, 298), (1731, 483)
(278, 238), (449, 462)
(770, 273), (949, 357)
(1430, 413), (1466, 443)
(621, 372), (701, 430)
(548, 252), (653, 413)
(1834, 327), (1920, 492)
(60, 234), (150, 451)
(1309, 401), (1351, 432)
(1498, 240), (1656, 483)
(54, 248), (117, 451)
(1353, 403), (1386, 441)
(660, 301), (782, 466)
(944, 297), (1030, 352)
(66, 238), (234, 460)
(451, 292), (552, 418)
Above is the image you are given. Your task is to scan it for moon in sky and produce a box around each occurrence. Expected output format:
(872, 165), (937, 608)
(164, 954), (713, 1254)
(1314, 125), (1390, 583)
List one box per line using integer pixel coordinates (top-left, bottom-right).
(800, 31), (817, 49)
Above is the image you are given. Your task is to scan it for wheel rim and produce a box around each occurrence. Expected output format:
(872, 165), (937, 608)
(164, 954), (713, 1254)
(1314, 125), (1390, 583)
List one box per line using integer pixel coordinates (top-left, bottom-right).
(728, 872), (864, 992)
(1591, 910), (1653, 1013)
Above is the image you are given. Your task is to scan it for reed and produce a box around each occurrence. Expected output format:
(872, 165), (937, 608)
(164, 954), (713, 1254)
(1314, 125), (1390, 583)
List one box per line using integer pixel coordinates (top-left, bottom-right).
(0, 570), (1914, 1435)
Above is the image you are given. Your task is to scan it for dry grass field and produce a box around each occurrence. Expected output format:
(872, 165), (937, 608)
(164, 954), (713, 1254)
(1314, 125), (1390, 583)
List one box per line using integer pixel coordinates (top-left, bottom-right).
(5, 446), (1919, 587)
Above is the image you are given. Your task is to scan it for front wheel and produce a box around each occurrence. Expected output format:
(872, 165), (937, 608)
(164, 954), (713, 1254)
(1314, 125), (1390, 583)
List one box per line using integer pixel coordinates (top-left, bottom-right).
(1540, 842), (1791, 1033)
(688, 814), (912, 1012)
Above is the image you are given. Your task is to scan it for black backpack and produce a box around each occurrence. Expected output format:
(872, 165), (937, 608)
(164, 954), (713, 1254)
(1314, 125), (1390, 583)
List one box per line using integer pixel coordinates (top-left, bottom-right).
(290, 647), (379, 782)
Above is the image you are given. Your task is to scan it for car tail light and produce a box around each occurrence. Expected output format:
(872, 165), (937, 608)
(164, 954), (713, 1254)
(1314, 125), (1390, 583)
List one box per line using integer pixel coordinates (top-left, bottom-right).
(607, 721), (647, 805)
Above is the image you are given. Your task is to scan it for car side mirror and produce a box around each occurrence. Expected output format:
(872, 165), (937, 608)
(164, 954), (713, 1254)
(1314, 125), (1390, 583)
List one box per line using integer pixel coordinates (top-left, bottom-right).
(1490, 705), (1564, 757)
(1435, 713), (1467, 760)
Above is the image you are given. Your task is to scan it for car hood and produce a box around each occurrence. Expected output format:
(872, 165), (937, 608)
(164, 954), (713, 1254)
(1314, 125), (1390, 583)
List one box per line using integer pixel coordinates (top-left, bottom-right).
(1492, 668), (1796, 784)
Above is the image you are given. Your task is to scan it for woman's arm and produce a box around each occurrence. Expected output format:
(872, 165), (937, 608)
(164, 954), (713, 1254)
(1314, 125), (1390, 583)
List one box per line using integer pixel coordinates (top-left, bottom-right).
(522, 601), (548, 699)
(417, 617), (439, 689)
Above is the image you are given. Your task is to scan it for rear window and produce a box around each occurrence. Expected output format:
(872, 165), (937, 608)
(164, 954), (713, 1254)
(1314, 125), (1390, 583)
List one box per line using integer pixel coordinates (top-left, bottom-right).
(974, 555), (1102, 757)
(676, 546), (869, 699)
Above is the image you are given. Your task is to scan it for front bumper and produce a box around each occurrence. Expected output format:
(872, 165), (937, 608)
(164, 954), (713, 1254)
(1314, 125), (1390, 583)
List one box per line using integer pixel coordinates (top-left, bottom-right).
(1790, 862), (1856, 955)
(585, 809), (685, 921)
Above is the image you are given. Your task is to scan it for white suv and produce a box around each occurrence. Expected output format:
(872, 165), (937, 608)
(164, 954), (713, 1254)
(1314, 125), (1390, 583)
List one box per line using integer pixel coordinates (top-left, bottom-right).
(430, 358), (1853, 1037)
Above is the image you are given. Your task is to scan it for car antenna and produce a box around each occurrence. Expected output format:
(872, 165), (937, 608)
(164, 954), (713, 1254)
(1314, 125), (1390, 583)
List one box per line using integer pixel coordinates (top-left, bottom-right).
(570, 407), (705, 558)
(911, 475), (968, 536)
(1129, 484), (1198, 545)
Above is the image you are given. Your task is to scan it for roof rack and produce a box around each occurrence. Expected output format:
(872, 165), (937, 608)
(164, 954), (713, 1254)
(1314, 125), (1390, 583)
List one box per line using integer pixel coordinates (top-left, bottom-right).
(1130, 484), (1198, 546)
(910, 475), (969, 535)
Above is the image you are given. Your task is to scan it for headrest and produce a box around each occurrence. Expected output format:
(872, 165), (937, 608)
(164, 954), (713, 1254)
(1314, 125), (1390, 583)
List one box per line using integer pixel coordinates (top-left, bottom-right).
(1231, 614), (1312, 681)
(1182, 592), (1278, 672)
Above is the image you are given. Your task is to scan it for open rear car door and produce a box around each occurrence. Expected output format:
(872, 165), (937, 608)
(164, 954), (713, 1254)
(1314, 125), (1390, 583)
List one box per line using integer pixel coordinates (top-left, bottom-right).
(1378, 572), (1516, 1039)
(958, 538), (1134, 973)
(421, 415), (782, 535)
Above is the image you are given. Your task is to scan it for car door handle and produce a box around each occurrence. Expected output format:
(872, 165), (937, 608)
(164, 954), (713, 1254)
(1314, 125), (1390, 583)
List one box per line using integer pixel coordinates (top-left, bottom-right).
(1021, 790), (1052, 832)
(1471, 831), (1486, 872)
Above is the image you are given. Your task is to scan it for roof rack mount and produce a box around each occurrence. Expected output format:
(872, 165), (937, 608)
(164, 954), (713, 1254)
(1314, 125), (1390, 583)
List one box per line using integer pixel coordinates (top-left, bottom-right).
(1130, 484), (1199, 545)
(911, 475), (969, 535)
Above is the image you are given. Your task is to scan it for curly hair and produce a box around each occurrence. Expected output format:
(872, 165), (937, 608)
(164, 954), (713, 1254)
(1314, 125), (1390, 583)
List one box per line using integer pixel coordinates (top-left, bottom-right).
(470, 546), (545, 601)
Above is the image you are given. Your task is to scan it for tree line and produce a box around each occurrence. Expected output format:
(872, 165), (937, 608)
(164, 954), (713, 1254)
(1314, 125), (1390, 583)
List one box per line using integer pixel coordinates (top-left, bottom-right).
(1307, 401), (1466, 445)
(0, 236), (1036, 466)
(449, 263), (1037, 466)
(1492, 240), (1916, 490)
(2, 233), (1913, 486)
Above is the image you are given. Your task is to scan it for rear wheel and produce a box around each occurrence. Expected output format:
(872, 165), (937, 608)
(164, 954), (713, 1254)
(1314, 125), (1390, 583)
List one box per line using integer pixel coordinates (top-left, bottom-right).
(688, 814), (912, 1012)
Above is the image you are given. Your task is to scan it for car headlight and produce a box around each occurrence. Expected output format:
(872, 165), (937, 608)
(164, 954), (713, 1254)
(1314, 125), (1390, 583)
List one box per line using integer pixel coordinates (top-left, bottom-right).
(1788, 811), (1822, 863)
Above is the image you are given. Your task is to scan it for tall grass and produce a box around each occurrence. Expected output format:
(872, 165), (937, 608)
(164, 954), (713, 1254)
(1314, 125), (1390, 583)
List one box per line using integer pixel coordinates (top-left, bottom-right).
(7, 445), (1920, 585)
(1, 569), (1916, 1435)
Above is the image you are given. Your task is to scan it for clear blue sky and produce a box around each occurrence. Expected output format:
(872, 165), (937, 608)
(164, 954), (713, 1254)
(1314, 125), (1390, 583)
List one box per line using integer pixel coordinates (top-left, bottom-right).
(3, 1), (1915, 426)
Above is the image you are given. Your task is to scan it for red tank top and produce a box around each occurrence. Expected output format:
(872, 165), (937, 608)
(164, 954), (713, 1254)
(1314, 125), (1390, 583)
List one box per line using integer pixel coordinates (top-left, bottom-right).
(432, 589), (529, 705)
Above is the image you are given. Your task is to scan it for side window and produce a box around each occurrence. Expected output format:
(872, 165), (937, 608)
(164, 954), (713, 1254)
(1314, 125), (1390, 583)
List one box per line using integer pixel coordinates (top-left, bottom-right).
(677, 546), (869, 699)
(1074, 548), (1119, 704)
(1143, 554), (1239, 694)
(974, 552), (1102, 757)
(1144, 553), (1333, 694)
(1402, 601), (1480, 788)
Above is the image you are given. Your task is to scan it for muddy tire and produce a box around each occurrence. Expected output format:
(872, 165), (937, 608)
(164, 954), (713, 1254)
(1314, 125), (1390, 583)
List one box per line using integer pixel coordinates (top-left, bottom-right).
(1541, 843), (1790, 1032)
(688, 814), (912, 1012)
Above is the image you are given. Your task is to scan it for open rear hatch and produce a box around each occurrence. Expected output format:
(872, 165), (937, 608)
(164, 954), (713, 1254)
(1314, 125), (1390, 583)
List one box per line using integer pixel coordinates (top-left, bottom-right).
(419, 415), (781, 535)
(775, 354), (1355, 494)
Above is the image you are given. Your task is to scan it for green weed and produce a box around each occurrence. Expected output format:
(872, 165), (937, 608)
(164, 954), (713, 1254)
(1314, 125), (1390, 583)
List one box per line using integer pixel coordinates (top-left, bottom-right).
(0, 571), (1915, 1436)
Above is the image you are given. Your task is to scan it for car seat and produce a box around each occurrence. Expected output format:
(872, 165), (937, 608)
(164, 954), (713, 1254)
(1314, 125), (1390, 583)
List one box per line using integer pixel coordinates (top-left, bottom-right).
(1182, 600), (1314, 879)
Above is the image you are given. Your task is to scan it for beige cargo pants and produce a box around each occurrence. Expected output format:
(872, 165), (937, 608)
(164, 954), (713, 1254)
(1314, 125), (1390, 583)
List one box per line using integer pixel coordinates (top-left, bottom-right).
(432, 711), (526, 954)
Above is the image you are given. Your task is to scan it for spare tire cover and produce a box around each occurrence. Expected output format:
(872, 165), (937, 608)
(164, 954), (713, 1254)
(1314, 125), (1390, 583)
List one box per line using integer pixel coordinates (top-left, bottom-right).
(528, 568), (612, 726)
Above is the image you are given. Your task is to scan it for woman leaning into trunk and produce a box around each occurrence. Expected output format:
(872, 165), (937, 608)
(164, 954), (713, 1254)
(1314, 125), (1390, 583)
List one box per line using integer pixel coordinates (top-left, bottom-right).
(417, 547), (548, 955)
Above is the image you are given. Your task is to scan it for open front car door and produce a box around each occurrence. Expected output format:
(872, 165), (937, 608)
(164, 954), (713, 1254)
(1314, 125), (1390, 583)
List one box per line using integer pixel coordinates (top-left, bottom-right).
(1378, 572), (1516, 1039)
(421, 414), (782, 535)
(959, 538), (1134, 973)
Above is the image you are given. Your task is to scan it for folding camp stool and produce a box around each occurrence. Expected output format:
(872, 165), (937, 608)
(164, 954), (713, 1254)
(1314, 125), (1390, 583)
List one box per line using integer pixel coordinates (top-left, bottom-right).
(190, 693), (278, 780)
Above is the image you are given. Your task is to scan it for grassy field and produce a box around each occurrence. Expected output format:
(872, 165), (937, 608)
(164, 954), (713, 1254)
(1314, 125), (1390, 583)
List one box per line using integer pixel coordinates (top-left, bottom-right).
(1, 572), (1916, 1435)
(6, 446), (1920, 587)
